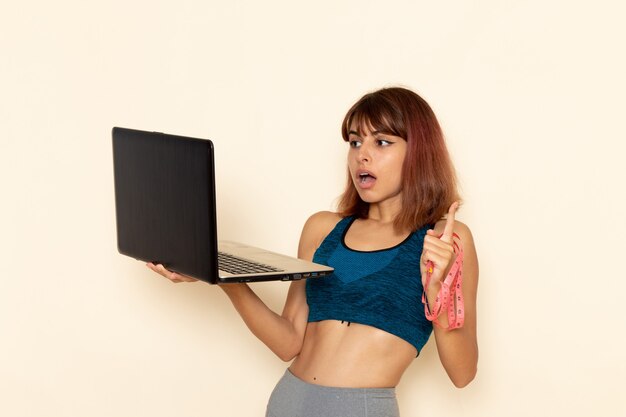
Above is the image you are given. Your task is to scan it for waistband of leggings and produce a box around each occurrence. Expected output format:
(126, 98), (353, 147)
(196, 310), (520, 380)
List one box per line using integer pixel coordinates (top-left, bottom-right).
(283, 368), (396, 397)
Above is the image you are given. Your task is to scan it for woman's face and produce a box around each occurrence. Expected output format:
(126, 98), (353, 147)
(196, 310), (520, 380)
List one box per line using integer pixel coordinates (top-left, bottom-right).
(347, 122), (407, 206)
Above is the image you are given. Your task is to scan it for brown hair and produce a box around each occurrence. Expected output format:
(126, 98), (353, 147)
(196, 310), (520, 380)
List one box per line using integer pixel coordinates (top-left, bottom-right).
(337, 87), (462, 231)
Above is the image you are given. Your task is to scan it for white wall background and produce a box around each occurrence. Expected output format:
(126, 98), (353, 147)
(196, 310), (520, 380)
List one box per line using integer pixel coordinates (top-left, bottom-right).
(1, 1), (624, 416)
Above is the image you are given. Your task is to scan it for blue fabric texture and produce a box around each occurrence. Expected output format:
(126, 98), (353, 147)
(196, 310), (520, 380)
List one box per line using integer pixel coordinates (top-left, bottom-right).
(306, 216), (433, 353)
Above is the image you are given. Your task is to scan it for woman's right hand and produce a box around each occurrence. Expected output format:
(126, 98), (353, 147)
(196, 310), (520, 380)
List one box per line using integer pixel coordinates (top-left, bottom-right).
(146, 262), (198, 283)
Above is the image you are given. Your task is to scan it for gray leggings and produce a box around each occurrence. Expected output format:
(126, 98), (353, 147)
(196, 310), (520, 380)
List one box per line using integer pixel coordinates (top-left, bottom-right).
(265, 369), (400, 417)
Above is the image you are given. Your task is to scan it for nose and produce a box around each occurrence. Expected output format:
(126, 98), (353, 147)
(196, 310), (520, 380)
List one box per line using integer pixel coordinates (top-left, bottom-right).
(357, 142), (371, 163)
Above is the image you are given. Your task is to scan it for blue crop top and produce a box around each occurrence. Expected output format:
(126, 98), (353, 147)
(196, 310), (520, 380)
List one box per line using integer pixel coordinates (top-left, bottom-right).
(306, 216), (434, 354)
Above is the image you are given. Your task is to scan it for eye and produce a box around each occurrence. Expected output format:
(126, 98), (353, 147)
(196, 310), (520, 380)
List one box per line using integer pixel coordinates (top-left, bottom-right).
(349, 140), (362, 148)
(377, 138), (392, 146)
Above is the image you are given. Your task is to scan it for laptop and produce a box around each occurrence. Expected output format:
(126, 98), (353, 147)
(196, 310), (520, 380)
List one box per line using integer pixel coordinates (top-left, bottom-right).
(112, 127), (334, 284)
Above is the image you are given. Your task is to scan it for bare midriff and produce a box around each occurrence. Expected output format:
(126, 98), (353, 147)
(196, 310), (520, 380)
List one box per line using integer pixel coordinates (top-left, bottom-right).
(289, 320), (417, 388)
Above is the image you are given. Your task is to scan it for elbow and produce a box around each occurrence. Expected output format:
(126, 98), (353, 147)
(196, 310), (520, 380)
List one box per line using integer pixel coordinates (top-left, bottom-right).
(275, 340), (303, 362)
(278, 354), (297, 362)
(447, 340), (479, 388)
(277, 350), (298, 362)
(451, 366), (477, 388)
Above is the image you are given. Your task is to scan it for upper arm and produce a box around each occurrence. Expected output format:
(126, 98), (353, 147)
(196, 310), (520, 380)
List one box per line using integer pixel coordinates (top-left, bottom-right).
(281, 211), (342, 333)
(455, 221), (479, 333)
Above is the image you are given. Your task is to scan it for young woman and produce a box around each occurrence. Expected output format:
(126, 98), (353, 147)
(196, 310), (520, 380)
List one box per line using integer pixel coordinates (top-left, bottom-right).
(148, 87), (479, 417)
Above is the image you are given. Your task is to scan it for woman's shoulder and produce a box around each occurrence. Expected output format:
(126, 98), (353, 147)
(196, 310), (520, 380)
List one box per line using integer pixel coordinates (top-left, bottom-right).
(306, 210), (344, 227)
(303, 211), (345, 240)
(298, 211), (344, 259)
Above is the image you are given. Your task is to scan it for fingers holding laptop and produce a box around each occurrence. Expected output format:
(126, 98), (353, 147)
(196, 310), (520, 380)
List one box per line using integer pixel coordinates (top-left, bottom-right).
(146, 262), (198, 283)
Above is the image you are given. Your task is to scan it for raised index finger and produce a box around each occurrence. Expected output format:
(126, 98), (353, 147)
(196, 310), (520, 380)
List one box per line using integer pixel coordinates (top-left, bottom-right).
(441, 201), (459, 243)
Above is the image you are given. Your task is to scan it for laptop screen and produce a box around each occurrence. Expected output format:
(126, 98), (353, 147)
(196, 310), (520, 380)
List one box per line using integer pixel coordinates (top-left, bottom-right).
(112, 127), (219, 282)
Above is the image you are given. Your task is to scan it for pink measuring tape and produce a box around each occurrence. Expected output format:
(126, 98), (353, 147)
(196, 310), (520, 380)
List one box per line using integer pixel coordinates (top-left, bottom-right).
(421, 232), (465, 330)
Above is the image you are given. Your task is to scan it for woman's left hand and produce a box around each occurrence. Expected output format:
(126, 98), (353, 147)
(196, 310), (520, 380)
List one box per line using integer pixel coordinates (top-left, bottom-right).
(146, 262), (199, 283)
(420, 202), (459, 290)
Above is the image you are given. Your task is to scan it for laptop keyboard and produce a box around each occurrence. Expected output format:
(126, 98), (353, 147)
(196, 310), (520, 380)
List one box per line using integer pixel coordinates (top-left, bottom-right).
(218, 252), (284, 275)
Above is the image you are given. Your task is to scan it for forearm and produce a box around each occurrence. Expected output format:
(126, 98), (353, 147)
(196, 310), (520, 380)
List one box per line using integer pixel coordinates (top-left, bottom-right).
(424, 223), (479, 388)
(220, 284), (303, 361)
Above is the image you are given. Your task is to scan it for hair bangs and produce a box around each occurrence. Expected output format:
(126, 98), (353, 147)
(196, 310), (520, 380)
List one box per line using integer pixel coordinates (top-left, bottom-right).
(342, 94), (406, 140)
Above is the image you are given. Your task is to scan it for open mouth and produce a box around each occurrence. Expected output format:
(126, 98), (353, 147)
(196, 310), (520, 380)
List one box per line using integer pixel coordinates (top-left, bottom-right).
(358, 172), (377, 186)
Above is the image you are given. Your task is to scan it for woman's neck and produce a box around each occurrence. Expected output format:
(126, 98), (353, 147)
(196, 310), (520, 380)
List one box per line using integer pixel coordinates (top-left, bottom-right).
(366, 195), (403, 225)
